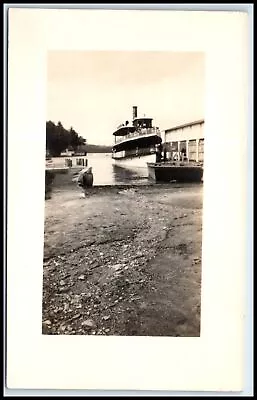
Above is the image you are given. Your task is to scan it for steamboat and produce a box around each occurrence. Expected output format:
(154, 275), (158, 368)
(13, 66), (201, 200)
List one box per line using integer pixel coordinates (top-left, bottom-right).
(112, 106), (162, 172)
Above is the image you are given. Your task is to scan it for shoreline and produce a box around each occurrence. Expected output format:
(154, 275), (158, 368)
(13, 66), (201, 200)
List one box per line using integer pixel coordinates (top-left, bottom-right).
(46, 174), (203, 195)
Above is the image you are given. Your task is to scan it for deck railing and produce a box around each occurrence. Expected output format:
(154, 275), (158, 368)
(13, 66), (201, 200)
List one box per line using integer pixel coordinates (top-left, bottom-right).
(115, 127), (161, 144)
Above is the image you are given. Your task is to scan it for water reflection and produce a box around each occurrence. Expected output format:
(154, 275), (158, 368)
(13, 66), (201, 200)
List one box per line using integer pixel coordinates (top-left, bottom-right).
(52, 153), (150, 186)
(112, 164), (149, 185)
(87, 153), (149, 186)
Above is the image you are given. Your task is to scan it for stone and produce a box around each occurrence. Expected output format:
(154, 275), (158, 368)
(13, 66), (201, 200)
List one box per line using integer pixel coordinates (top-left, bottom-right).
(82, 319), (96, 328)
(78, 275), (85, 280)
(60, 280), (66, 286)
(72, 313), (81, 320)
(103, 315), (110, 321)
(110, 264), (122, 271)
(43, 320), (52, 325)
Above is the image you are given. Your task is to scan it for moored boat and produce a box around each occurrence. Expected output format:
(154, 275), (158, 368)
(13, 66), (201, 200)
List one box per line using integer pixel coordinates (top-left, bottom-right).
(112, 106), (162, 173)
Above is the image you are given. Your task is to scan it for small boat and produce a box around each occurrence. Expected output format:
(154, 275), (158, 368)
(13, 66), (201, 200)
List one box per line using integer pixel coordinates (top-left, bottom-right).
(112, 106), (162, 172)
(147, 161), (203, 183)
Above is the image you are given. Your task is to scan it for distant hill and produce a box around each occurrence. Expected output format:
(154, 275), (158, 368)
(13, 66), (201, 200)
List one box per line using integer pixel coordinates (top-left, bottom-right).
(86, 144), (112, 153)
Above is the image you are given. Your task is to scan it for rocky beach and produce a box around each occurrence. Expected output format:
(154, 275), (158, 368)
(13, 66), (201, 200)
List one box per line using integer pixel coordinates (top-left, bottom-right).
(42, 182), (203, 337)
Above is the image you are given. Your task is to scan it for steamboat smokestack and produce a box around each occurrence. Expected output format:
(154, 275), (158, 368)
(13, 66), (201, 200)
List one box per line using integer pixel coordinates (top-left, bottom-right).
(133, 106), (137, 120)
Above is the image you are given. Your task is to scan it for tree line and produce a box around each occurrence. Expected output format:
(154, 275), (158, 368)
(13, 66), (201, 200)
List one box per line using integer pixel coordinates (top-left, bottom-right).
(46, 121), (86, 157)
(86, 144), (112, 153)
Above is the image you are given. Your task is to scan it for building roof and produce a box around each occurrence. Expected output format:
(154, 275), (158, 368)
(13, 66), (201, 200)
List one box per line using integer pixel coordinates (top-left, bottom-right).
(164, 119), (204, 133)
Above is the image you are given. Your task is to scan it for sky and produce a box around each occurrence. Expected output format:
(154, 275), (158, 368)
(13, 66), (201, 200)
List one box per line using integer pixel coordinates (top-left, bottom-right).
(47, 51), (205, 146)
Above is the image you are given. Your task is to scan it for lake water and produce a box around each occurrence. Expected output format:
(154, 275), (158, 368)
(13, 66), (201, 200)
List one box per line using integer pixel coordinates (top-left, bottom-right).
(52, 153), (150, 186)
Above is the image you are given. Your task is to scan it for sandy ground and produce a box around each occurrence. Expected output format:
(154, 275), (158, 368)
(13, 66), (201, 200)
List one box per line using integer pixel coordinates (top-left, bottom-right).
(42, 183), (203, 336)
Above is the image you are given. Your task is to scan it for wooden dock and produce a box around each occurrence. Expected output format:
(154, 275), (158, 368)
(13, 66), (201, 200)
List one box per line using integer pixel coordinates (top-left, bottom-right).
(147, 162), (203, 183)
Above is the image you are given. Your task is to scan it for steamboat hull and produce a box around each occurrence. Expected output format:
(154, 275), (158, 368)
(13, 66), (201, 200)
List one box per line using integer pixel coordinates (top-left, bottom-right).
(112, 153), (156, 170)
(112, 134), (161, 172)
